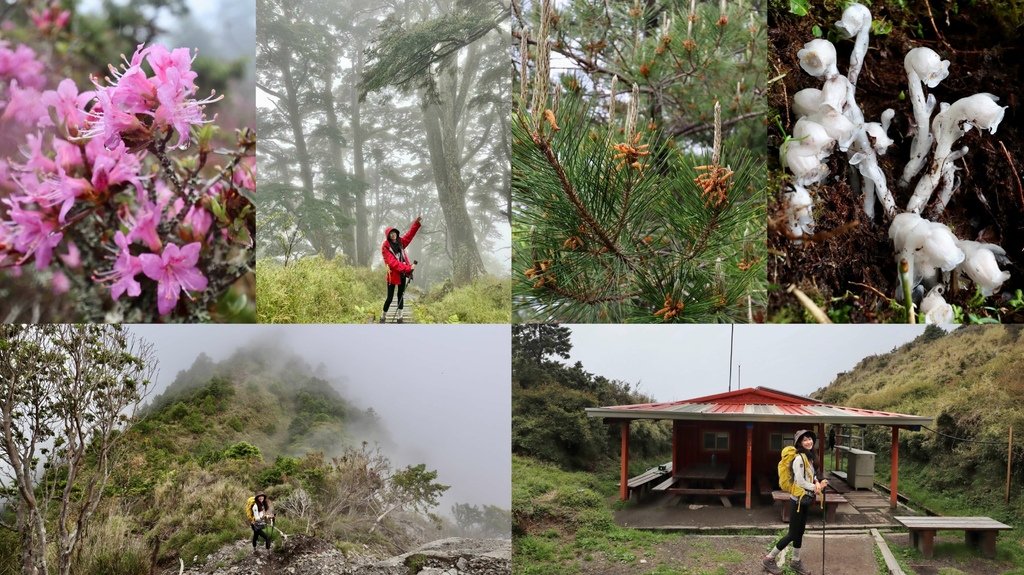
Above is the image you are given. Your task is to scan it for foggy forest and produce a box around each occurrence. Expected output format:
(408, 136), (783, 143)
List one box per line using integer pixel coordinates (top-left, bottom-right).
(256, 0), (512, 324)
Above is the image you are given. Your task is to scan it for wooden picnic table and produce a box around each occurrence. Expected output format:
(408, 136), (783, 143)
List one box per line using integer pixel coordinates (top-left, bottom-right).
(663, 462), (739, 507)
(894, 516), (1013, 558)
(620, 461), (672, 501)
(772, 491), (847, 523)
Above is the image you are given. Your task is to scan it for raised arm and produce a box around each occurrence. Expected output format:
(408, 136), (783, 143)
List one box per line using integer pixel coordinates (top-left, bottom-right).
(401, 217), (422, 247)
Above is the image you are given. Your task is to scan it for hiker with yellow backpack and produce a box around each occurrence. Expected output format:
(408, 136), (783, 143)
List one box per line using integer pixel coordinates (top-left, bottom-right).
(763, 430), (828, 575)
(246, 492), (274, 553)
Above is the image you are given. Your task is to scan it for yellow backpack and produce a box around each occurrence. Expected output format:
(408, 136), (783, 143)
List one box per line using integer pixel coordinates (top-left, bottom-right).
(777, 446), (813, 499)
(245, 496), (257, 523)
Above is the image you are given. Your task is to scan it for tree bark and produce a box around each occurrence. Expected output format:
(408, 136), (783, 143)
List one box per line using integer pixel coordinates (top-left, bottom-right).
(351, 42), (371, 266)
(279, 52), (334, 258)
(319, 57), (357, 261)
(420, 54), (486, 285)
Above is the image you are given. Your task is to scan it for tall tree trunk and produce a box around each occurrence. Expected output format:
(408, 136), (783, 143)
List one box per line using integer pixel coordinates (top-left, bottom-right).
(421, 75), (485, 285)
(351, 43), (371, 266)
(419, 42), (487, 285)
(279, 53), (334, 258)
(320, 59), (357, 261)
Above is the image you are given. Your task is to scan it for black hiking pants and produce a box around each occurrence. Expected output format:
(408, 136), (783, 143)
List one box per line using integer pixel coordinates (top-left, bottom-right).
(252, 524), (271, 549)
(775, 496), (811, 550)
(383, 277), (407, 312)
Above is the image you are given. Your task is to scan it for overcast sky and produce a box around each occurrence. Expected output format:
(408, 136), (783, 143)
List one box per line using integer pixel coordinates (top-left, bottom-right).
(128, 325), (511, 511)
(565, 325), (932, 403)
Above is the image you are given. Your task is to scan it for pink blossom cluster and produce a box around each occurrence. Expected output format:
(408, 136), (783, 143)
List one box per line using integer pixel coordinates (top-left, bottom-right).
(0, 41), (255, 319)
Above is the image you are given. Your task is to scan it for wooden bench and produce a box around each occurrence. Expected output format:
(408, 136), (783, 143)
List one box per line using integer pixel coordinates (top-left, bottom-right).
(621, 461), (672, 501)
(894, 516), (1013, 558)
(772, 491), (847, 523)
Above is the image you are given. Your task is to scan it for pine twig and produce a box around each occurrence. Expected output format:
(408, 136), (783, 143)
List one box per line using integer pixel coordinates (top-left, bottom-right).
(530, 131), (639, 273)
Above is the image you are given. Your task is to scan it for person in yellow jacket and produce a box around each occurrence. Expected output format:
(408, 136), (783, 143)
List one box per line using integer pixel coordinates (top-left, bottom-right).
(763, 430), (828, 575)
(247, 492), (273, 552)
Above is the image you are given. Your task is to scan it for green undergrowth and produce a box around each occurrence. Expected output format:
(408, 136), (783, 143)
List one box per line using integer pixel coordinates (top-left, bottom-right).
(414, 275), (512, 323)
(256, 257), (383, 323)
(513, 456), (681, 574)
(257, 257), (511, 323)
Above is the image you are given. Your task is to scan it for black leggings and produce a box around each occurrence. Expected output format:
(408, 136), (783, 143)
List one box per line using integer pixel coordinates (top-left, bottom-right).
(383, 278), (407, 312)
(252, 524), (271, 548)
(775, 497), (811, 550)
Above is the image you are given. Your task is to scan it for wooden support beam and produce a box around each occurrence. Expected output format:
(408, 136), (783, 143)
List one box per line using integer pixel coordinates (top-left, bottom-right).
(620, 420), (631, 501)
(890, 426), (899, 509)
(745, 423), (753, 510)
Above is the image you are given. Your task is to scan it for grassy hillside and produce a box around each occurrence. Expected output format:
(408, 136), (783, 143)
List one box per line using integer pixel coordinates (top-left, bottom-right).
(815, 325), (1024, 522)
(257, 257), (511, 323)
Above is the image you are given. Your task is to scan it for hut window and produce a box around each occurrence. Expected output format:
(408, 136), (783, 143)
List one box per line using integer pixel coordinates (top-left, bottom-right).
(703, 431), (729, 451)
(769, 433), (790, 451)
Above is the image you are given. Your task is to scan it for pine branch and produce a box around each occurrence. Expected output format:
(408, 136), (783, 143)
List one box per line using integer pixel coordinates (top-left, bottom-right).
(529, 130), (639, 274)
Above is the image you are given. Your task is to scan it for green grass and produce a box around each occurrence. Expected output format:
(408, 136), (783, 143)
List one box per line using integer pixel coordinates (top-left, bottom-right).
(414, 275), (512, 323)
(256, 257), (382, 323)
(514, 456), (685, 573)
(257, 256), (511, 323)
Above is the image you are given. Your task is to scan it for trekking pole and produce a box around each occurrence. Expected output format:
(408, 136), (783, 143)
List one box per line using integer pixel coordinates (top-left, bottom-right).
(268, 516), (276, 550)
(821, 489), (826, 575)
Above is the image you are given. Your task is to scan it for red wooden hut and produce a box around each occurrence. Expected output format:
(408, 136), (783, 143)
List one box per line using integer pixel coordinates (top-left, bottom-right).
(585, 387), (932, 510)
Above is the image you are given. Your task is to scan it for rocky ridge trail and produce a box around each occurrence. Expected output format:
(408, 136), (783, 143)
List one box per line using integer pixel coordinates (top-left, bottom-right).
(173, 536), (510, 575)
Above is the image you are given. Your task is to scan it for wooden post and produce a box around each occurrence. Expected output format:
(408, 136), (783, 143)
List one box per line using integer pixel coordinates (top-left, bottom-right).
(672, 421), (678, 479)
(817, 422), (825, 475)
(890, 426), (899, 509)
(745, 423), (753, 510)
(1007, 425), (1014, 505)
(620, 420), (631, 501)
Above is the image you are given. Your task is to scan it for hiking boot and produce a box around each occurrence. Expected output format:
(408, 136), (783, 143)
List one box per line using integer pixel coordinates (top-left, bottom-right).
(761, 555), (783, 574)
(396, 316), (404, 324)
(788, 559), (812, 575)
(379, 315), (386, 324)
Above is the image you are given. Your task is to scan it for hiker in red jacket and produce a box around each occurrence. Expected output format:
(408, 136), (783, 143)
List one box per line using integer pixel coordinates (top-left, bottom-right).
(380, 216), (421, 323)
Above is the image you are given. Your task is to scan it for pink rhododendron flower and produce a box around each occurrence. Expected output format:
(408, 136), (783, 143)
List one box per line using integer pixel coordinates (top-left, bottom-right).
(2, 81), (52, 127)
(95, 231), (143, 300)
(124, 199), (165, 252)
(87, 139), (143, 194)
(0, 43), (46, 89)
(83, 43), (220, 150)
(38, 167), (89, 222)
(233, 156), (256, 189)
(181, 205), (213, 243)
(41, 78), (94, 132)
(60, 241), (80, 268)
(22, 132), (56, 173)
(29, 4), (71, 34)
(4, 199), (63, 268)
(51, 270), (70, 293)
(139, 242), (207, 315)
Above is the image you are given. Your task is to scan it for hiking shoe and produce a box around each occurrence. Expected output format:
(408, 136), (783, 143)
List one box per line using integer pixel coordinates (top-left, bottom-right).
(762, 555), (782, 574)
(788, 559), (812, 575)
(397, 317), (404, 324)
(379, 315), (386, 324)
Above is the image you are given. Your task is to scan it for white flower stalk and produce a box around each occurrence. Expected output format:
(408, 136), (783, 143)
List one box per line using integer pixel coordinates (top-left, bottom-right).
(864, 121), (894, 155)
(835, 3), (872, 86)
(784, 184), (815, 243)
(793, 88), (823, 118)
(907, 93), (1006, 213)
(850, 134), (897, 218)
(808, 105), (857, 151)
(920, 286), (955, 324)
(899, 47), (950, 188)
(890, 212), (965, 289)
(797, 39), (840, 79)
(956, 240), (1011, 296)
(781, 118), (834, 185)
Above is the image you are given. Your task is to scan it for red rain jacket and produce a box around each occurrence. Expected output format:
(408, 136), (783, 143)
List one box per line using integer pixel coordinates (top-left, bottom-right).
(381, 220), (420, 285)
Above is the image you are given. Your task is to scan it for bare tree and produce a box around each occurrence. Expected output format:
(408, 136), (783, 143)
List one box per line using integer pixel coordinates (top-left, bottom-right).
(0, 325), (157, 575)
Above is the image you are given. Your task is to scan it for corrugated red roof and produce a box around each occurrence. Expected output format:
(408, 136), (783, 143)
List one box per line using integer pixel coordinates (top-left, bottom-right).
(587, 386), (931, 426)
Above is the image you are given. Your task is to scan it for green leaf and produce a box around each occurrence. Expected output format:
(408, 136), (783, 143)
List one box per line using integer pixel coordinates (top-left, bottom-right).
(812, 25), (823, 37)
(789, 0), (811, 16)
